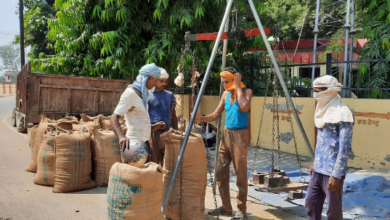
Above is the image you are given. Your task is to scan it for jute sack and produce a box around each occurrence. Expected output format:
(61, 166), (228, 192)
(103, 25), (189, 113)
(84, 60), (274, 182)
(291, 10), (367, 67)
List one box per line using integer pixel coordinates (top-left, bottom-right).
(100, 116), (112, 130)
(80, 114), (102, 123)
(53, 129), (96, 193)
(72, 118), (101, 131)
(34, 129), (57, 186)
(100, 116), (126, 130)
(107, 162), (166, 220)
(29, 125), (38, 155)
(92, 129), (121, 186)
(161, 129), (207, 220)
(178, 119), (202, 135)
(58, 116), (78, 124)
(26, 115), (73, 173)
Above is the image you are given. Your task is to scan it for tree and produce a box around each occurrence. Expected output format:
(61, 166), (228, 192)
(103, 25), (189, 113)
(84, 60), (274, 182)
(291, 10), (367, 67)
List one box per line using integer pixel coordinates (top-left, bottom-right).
(0, 43), (21, 73)
(354, 0), (390, 99)
(31, 0), (268, 80)
(14, 0), (56, 59)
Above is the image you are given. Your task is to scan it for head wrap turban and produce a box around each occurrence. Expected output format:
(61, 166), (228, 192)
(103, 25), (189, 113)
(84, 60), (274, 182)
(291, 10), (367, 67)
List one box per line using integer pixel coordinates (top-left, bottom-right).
(220, 71), (246, 103)
(313, 75), (354, 128)
(129, 63), (161, 107)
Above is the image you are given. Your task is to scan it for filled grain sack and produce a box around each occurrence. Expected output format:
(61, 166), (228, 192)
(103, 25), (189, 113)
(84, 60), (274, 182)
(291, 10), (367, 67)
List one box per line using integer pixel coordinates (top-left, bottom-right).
(34, 129), (57, 186)
(58, 116), (78, 124)
(80, 114), (101, 123)
(53, 129), (96, 193)
(107, 162), (166, 220)
(161, 129), (207, 220)
(100, 116), (112, 130)
(73, 115), (101, 131)
(29, 125), (38, 154)
(26, 115), (73, 173)
(92, 129), (121, 186)
(178, 119), (202, 135)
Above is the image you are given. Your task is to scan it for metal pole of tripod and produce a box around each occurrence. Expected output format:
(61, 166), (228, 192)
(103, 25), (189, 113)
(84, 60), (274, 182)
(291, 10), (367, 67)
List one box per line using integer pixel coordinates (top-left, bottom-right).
(213, 0), (231, 196)
(161, 0), (235, 213)
(342, 0), (351, 98)
(311, 0), (320, 97)
(248, 0), (314, 158)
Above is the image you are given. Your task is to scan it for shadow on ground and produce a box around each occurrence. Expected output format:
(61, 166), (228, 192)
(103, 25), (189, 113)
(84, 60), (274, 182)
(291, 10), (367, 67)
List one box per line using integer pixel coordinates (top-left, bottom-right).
(70, 186), (107, 195)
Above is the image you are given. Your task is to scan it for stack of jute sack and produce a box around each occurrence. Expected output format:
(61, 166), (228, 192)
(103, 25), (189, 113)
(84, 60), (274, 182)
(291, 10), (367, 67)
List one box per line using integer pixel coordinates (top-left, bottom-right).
(27, 114), (126, 192)
(106, 128), (207, 220)
(27, 114), (207, 220)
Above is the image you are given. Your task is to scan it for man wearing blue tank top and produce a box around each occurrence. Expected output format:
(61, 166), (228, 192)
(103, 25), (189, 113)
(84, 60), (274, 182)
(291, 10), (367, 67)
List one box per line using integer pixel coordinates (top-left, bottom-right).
(148, 68), (178, 166)
(195, 67), (252, 220)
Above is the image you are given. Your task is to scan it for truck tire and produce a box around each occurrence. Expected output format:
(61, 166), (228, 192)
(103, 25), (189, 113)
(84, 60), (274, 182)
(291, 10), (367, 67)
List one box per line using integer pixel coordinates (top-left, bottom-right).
(17, 117), (27, 133)
(12, 111), (16, 127)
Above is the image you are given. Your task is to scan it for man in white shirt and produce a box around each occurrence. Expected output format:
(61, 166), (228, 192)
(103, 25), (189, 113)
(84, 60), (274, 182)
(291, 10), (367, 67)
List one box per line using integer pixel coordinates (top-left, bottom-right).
(110, 63), (161, 164)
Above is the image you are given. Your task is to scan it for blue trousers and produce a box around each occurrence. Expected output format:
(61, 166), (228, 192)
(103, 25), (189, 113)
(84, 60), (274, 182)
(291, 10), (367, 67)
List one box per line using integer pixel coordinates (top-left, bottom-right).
(305, 171), (345, 220)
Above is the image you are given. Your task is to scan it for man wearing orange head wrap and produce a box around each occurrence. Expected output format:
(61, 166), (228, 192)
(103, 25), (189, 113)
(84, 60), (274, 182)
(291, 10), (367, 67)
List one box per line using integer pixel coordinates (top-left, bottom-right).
(194, 67), (252, 220)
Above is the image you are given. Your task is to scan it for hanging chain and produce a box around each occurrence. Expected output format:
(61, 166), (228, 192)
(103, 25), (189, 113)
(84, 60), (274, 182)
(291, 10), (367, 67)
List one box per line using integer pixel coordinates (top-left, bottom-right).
(177, 48), (187, 130)
(284, 93), (305, 183)
(271, 73), (277, 178)
(273, 39), (282, 171)
(273, 36), (305, 182)
(251, 71), (272, 173)
(274, 71), (281, 170)
(193, 52), (219, 218)
(231, 4), (238, 32)
(177, 48), (188, 220)
(270, 37), (280, 178)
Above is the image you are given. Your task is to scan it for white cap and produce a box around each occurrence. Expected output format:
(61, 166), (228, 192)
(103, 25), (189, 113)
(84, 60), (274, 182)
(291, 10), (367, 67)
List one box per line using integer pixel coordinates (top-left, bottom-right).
(159, 68), (169, 79)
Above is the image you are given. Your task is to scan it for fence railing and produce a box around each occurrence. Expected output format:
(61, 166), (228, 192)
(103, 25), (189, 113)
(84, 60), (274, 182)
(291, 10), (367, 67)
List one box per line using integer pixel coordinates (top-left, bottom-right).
(244, 53), (390, 98)
(169, 53), (390, 99)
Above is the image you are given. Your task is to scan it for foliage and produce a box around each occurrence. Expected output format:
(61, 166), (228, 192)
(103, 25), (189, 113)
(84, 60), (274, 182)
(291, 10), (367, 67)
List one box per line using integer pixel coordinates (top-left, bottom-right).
(354, 0), (390, 99)
(32, 0), (233, 79)
(0, 43), (21, 73)
(31, 0), (316, 81)
(14, 0), (56, 59)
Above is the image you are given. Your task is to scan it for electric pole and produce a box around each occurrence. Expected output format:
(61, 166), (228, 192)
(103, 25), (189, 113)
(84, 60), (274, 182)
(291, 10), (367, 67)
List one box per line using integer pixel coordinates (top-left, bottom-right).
(19, 0), (25, 68)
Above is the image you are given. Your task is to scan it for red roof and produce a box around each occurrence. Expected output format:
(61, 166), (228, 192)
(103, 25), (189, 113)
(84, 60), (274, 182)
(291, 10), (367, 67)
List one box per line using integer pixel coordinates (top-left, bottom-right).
(248, 38), (368, 64)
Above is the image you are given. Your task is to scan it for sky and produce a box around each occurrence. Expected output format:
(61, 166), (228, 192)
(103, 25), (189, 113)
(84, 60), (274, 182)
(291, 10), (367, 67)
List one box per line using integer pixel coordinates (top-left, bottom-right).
(0, 0), (30, 75)
(0, 0), (21, 47)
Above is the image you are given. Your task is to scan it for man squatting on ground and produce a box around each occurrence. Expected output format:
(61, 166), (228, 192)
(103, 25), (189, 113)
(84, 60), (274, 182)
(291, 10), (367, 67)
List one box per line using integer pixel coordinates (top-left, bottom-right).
(305, 75), (354, 220)
(110, 63), (161, 161)
(148, 68), (178, 166)
(194, 67), (252, 220)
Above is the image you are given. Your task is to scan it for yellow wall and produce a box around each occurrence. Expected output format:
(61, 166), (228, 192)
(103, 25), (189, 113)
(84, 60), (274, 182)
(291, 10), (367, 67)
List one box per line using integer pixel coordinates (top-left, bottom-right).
(176, 95), (390, 170)
(0, 84), (16, 95)
(250, 97), (316, 158)
(342, 99), (390, 169)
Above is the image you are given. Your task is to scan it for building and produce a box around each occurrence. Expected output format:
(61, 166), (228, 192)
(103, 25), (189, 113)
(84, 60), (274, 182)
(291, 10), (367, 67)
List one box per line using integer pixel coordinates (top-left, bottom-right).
(4, 71), (18, 84)
(248, 38), (368, 83)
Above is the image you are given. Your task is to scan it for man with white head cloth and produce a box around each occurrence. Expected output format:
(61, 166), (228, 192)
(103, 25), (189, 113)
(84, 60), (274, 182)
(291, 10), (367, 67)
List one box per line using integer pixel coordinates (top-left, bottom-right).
(305, 75), (354, 220)
(110, 63), (161, 166)
(148, 67), (178, 165)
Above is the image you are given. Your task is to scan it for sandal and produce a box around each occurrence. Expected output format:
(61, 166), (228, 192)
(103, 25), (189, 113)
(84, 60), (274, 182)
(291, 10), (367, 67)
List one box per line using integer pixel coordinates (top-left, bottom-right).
(231, 211), (248, 220)
(207, 206), (233, 216)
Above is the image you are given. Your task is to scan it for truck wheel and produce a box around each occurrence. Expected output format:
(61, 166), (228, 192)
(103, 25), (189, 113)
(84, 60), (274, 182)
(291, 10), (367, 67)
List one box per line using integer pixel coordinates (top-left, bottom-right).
(17, 117), (27, 133)
(12, 111), (16, 127)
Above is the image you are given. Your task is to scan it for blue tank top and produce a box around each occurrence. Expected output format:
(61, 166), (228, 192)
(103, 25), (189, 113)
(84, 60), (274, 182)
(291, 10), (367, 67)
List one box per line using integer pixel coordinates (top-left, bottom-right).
(225, 91), (249, 129)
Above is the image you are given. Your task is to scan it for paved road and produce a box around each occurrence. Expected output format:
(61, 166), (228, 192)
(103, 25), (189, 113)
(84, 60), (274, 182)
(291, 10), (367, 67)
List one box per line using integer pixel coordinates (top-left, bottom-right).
(0, 96), (106, 220)
(0, 95), (304, 220)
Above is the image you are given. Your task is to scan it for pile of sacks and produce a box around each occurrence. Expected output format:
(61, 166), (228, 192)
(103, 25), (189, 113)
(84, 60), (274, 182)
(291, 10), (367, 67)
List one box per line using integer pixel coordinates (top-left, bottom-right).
(27, 114), (208, 220)
(26, 114), (126, 192)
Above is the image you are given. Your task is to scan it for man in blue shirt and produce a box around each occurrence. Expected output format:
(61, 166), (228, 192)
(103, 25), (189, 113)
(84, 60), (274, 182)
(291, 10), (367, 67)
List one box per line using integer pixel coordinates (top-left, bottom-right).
(148, 68), (178, 165)
(305, 75), (354, 220)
